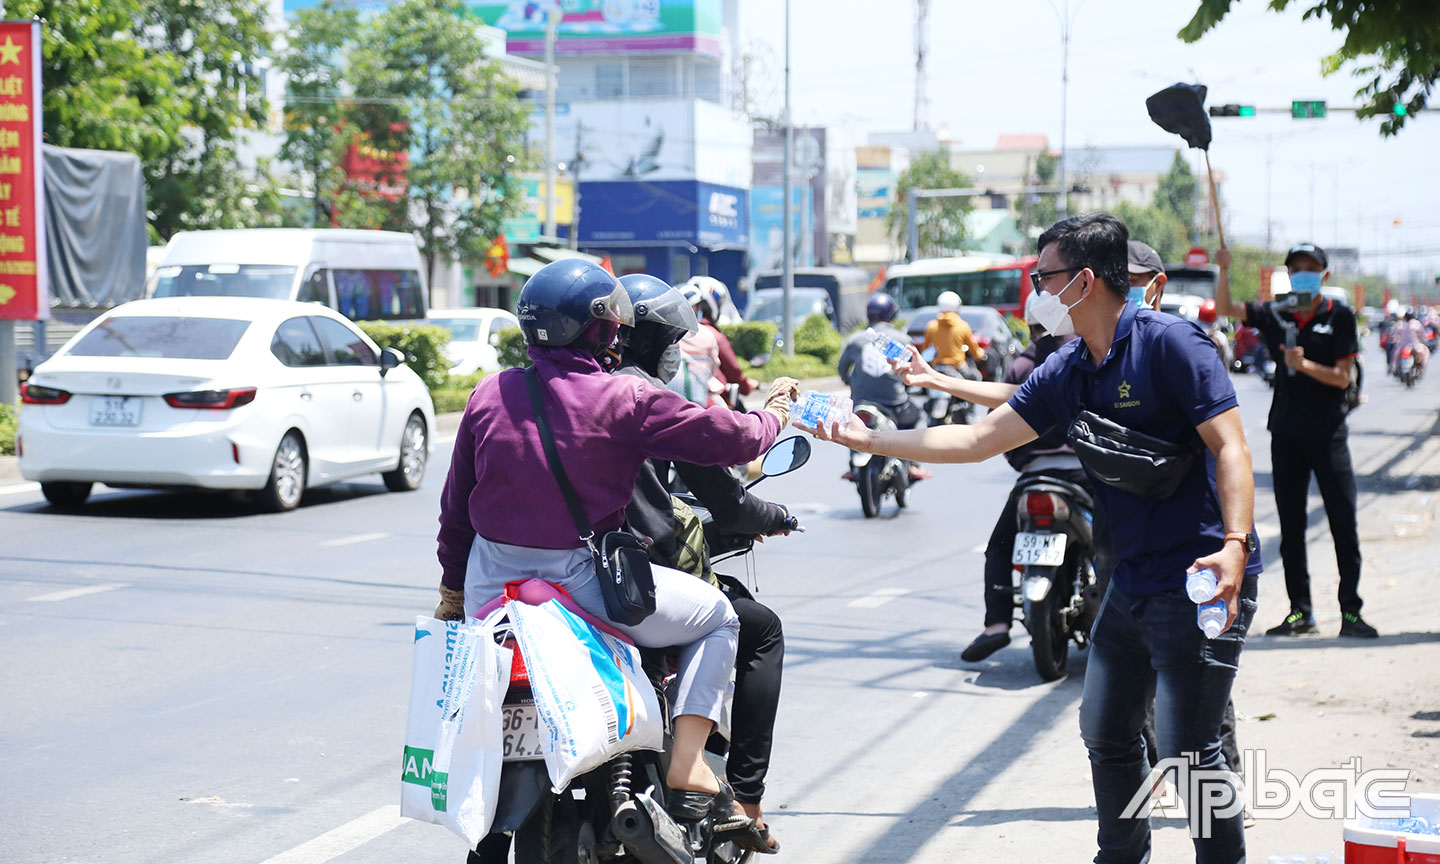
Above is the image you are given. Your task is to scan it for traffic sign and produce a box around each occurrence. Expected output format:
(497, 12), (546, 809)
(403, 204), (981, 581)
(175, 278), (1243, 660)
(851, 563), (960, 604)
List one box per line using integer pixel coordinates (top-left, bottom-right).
(1185, 247), (1210, 268)
(1292, 100), (1327, 119)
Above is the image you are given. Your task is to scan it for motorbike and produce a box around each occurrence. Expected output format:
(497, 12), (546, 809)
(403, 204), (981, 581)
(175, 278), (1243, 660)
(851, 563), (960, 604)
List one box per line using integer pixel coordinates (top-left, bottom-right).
(1396, 345), (1422, 388)
(1010, 472), (1105, 681)
(474, 436), (810, 864)
(849, 403), (910, 518)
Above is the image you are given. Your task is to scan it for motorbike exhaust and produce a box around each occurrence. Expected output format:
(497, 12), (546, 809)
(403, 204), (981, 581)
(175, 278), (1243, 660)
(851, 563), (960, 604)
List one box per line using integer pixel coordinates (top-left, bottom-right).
(612, 789), (691, 864)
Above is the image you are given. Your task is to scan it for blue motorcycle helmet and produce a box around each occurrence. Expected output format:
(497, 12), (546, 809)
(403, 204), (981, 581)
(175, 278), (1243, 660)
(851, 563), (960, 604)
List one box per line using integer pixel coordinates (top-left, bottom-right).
(517, 259), (633, 362)
(867, 292), (898, 324)
(618, 273), (698, 377)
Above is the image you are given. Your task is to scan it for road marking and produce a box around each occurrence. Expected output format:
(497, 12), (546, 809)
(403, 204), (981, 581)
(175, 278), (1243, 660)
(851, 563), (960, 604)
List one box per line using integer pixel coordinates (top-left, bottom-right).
(848, 587), (911, 608)
(0, 481), (40, 496)
(258, 804), (405, 864)
(27, 583), (129, 603)
(319, 532), (390, 548)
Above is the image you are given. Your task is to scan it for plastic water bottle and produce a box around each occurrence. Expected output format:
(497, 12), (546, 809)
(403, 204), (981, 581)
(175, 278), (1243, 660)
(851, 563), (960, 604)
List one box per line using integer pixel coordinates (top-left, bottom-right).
(793, 392), (853, 434)
(866, 327), (910, 364)
(1187, 568), (1226, 639)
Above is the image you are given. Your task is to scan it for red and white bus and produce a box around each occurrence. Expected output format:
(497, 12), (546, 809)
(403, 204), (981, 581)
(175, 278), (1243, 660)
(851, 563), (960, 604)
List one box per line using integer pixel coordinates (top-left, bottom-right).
(881, 254), (1039, 319)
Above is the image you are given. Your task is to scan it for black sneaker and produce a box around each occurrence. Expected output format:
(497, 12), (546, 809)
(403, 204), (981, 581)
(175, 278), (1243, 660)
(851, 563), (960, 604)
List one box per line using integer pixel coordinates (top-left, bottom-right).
(1266, 610), (1318, 636)
(1339, 612), (1379, 638)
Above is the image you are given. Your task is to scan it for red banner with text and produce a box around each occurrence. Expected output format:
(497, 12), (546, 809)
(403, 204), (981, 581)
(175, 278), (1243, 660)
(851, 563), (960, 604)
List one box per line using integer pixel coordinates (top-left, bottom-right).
(0, 21), (42, 321)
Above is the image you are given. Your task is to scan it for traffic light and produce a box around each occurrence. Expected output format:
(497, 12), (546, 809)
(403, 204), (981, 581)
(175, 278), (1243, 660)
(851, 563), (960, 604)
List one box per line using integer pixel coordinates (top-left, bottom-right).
(1394, 102), (1409, 117)
(1292, 100), (1327, 119)
(1208, 104), (1255, 117)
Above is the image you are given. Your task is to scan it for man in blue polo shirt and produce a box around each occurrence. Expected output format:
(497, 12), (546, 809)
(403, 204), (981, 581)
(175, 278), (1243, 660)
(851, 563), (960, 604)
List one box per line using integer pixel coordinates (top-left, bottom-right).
(804, 213), (1261, 864)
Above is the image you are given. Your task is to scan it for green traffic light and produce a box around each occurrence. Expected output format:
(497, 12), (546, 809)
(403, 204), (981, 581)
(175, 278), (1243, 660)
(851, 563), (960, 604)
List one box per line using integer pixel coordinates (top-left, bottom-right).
(1394, 102), (1408, 116)
(1239, 105), (1255, 117)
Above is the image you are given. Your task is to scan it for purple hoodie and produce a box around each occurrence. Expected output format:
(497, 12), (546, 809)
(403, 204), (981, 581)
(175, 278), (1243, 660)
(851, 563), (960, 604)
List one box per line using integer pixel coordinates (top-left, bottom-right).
(437, 346), (781, 590)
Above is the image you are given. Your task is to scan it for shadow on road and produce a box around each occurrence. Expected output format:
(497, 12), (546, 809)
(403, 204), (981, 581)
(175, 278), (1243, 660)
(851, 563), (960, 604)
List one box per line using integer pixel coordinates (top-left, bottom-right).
(950, 805), (1095, 827)
(1242, 631), (1440, 651)
(2, 482), (390, 519)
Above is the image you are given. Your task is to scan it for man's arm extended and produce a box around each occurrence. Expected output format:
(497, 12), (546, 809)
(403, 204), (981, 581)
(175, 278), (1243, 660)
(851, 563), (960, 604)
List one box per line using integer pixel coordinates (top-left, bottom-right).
(809, 402), (1038, 464)
(1213, 246), (1248, 322)
(1188, 406), (1254, 629)
(896, 344), (1018, 408)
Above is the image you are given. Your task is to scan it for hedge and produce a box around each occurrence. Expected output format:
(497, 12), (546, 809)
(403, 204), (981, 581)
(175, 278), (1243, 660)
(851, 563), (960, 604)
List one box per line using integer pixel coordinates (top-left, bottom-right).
(431, 372), (484, 415)
(742, 352), (833, 383)
(719, 321), (778, 362)
(0, 402), (15, 456)
(496, 327), (531, 368)
(794, 313), (843, 366)
(358, 321), (452, 392)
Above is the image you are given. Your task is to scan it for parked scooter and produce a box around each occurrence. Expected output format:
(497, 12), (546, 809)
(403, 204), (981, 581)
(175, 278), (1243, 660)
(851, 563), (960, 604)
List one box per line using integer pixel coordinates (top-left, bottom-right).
(473, 436), (809, 864)
(849, 403), (910, 518)
(1011, 473), (1104, 681)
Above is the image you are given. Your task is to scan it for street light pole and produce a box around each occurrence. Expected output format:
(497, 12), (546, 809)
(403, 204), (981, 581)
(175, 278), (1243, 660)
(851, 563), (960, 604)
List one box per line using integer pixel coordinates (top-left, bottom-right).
(543, 7), (557, 243)
(1048, 0), (1085, 219)
(781, 0), (794, 355)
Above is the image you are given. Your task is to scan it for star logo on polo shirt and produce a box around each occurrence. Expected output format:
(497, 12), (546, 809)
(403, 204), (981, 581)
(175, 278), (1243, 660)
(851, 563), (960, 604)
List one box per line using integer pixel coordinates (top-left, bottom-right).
(1117, 380), (1132, 399)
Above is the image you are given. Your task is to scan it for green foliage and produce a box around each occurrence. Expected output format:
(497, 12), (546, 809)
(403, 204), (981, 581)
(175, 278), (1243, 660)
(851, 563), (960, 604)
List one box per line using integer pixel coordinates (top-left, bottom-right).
(1155, 151), (1199, 236)
(430, 373), (484, 414)
(1179, 0), (1436, 136)
(1114, 200), (1190, 265)
(1006, 314), (1032, 347)
(495, 327), (531, 368)
(1019, 149), (1060, 238)
(357, 321), (452, 391)
(793, 313), (842, 365)
(743, 352), (833, 383)
(0, 402), (16, 456)
(347, 0), (532, 271)
(886, 150), (974, 256)
(719, 321), (778, 361)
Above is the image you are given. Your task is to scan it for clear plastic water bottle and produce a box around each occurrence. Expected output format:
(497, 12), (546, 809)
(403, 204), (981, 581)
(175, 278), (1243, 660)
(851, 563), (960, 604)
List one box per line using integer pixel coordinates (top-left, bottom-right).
(1186, 568), (1218, 603)
(1187, 568), (1226, 639)
(793, 392), (853, 434)
(866, 327), (910, 364)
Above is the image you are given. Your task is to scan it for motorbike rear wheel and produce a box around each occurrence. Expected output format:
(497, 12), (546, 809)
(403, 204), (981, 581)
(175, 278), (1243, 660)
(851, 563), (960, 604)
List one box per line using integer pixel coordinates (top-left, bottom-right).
(858, 459), (884, 518)
(1026, 572), (1071, 682)
(513, 793), (582, 864)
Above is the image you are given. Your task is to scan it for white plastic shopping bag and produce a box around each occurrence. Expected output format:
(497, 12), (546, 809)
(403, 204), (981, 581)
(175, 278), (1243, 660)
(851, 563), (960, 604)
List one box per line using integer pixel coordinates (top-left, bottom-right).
(507, 597), (663, 791)
(400, 611), (512, 843)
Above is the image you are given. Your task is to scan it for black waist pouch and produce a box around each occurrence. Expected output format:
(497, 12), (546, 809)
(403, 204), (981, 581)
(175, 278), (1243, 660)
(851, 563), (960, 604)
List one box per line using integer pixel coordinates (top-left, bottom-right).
(1065, 409), (1203, 501)
(594, 531), (657, 627)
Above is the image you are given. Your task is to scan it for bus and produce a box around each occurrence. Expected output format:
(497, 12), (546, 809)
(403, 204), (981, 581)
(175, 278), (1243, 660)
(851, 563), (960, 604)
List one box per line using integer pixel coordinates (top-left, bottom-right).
(882, 255), (1038, 319)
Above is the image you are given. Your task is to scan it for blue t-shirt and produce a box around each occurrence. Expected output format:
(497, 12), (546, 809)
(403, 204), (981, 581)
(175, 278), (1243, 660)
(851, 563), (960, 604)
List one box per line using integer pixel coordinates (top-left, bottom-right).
(1007, 304), (1263, 596)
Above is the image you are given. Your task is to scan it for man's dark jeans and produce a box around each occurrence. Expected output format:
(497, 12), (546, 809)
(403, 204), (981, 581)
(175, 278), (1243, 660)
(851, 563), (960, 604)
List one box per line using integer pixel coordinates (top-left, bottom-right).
(1271, 432), (1362, 615)
(1080, 575), (1259, 864)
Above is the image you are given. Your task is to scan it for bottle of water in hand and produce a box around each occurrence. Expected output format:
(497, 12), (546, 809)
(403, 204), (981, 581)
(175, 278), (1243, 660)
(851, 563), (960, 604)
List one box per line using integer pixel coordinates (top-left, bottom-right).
(1187, 568), (1227, 639)
(793, 392), (853, 434)
(866, 327), (910, 364)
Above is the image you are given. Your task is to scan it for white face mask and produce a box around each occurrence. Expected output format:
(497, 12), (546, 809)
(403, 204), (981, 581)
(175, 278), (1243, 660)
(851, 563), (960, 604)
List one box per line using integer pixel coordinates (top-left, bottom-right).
(657, 343), (684, 382)
(1030, 271), (1087, 337)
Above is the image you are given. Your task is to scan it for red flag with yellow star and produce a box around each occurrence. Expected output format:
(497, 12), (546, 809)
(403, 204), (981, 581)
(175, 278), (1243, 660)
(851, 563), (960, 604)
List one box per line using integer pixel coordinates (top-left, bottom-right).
(0, 20), (43, 321)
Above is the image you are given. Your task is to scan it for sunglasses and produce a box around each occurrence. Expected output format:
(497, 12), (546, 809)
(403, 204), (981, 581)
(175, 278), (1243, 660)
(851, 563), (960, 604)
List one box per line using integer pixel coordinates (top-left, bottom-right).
(1030, 267), (1080, 291)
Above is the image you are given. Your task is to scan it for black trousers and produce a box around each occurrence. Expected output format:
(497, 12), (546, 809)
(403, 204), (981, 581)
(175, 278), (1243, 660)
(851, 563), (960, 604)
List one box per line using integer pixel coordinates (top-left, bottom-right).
(1270, 432), (1363, 615)
(982, 467), (1091, 627)
(727, 594), (784, 804)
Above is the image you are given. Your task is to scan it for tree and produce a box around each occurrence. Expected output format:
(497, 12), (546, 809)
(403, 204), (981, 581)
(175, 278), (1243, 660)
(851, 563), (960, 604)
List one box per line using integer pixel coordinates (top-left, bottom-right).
(348, 0), (531, 287)
(886, 150), (974, 258)
(1114, 200), (1189, 265)
(1155, 151), (1198, 237)
(1019, 149), (1060, 238)
(1180, 0), (1437, 136)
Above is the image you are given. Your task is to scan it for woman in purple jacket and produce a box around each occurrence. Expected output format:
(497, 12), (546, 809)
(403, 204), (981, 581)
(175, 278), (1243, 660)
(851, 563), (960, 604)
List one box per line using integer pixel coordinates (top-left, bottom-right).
(433, 259), (798, 828)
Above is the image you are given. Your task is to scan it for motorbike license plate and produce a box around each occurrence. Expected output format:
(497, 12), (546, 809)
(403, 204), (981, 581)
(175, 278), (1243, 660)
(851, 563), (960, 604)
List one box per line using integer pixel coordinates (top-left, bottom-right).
(501, 703), (546, 762)
(1012, 532), (1067, 566)
(89, 396), (142, 427)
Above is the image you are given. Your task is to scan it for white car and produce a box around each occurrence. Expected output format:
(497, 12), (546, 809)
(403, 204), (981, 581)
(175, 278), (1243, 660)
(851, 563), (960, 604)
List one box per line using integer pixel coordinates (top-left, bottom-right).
(427, 307), (520, 375)
(18, 297), (436, 511)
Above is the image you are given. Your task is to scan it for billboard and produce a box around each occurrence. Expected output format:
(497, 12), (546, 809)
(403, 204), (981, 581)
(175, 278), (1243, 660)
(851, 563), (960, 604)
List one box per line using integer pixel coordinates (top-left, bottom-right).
(752, 128), (826, 266)
(473, 0), (723, 58)
(501, 175), (574, 243)
(578, 180), (745, 247)
(0, 21), (44, 321)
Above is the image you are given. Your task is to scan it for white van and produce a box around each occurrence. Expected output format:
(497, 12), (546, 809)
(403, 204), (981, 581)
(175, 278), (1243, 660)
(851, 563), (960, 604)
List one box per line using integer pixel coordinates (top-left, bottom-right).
(149, 229), (428, 321)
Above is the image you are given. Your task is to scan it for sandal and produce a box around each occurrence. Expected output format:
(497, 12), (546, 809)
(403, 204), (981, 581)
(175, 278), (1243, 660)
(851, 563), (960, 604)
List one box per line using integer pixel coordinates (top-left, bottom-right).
(668, 779), (751, 828)
(719, 819), (780, 855)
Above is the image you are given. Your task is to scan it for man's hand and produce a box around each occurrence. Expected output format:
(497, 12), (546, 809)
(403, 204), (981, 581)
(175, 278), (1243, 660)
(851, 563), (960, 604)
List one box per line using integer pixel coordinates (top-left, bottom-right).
(1284, 346), (1306, 371)
(746, 377), (760, 392)
(1215, 246), (1231, 269)
(894, 344), (938, 387)
(799, 411), (874, 451)
(762, 376), (801, 426)
(1189, 543), (1247, 631)
(434, 586), (466, 621)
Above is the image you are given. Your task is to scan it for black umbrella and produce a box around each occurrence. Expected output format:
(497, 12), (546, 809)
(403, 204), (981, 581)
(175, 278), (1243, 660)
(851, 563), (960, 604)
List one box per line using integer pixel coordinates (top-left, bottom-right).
(1146, 83), (1226, 246)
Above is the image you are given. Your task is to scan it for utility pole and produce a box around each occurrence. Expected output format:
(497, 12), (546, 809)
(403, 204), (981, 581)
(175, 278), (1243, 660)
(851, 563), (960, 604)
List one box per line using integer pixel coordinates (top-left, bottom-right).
(913, 0), (930, 131)
(1048, 0), (1085, 219)
(1264, 133), (1272, 266)
(570, 121), (584, 250)
(543, 6), (558, 243)
(781, 0), (794, 355)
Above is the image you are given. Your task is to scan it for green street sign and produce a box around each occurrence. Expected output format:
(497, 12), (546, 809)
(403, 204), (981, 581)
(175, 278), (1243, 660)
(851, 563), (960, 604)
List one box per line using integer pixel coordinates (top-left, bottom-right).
(1292, 100), (1327, 119)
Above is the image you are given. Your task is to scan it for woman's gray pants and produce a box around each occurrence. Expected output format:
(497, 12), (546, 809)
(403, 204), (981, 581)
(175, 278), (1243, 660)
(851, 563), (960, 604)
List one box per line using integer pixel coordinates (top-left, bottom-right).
(463, 535), (739, 725)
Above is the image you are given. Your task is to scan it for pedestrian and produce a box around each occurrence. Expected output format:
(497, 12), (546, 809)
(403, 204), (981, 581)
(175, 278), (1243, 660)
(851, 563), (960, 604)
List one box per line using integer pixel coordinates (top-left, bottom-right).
(1211, 242), (1377, 638)
(805, 213), (1262, 864)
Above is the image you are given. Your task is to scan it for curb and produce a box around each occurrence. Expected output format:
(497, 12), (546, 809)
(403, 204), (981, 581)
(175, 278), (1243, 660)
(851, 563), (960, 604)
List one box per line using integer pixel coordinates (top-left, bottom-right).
(0, 454), (18, 485)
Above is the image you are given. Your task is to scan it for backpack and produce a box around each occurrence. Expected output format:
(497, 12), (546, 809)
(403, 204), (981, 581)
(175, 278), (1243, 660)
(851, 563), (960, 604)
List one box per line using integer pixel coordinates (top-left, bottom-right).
(668, 496), (717, 586)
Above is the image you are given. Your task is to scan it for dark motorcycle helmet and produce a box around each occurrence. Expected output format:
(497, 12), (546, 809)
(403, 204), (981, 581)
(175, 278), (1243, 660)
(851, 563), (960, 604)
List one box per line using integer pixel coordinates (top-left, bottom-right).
(516, 259), (632, 359)
(867, 292), (898, 324)
(618, 274), (699, 374)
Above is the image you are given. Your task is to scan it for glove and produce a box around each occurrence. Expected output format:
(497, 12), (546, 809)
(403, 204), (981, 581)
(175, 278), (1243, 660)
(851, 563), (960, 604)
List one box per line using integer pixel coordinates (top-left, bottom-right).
(763, 376), (801, 427)
(434, 586), (466, 621)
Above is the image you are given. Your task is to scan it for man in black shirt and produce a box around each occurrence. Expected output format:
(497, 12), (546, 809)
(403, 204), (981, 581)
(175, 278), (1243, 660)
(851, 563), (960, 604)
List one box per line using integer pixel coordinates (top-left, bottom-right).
(1213, 243), (1377, 638)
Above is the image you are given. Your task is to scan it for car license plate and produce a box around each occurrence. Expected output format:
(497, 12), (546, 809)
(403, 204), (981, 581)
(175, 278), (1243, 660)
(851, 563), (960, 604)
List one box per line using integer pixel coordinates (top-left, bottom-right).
(89, 396), (142, 427)
(1012, 532), (1067, 566)
(502, 703), (545, 762)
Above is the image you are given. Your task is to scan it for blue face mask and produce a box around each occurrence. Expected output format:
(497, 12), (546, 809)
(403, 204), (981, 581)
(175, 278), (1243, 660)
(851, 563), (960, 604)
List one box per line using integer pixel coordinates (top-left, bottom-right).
(1128, 275), (1157, 308)
(1288, 270), (1323, 296)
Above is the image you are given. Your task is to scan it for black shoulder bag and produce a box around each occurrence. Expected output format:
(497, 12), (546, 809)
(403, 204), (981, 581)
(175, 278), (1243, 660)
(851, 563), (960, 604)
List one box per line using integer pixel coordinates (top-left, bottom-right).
(1064, 373), (1204, 502)
(524, 367), (656, 626)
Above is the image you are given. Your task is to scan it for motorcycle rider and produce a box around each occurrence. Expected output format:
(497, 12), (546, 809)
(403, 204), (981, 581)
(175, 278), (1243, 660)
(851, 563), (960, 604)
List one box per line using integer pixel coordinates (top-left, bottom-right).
(434, 259), (800, 844)
(615, 273), (792, 854)
(679, 276), (758, 406)
(837, 292), (928, 480)
(960, 295), (1086, 661)
(917, 290), (985, 380)
(1391, 310), (1429, 377)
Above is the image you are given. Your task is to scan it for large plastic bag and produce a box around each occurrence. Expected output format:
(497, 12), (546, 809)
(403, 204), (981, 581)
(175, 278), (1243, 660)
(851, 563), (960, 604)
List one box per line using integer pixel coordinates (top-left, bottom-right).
(400, 611), (512, 844)
(507, 596), (663, 791)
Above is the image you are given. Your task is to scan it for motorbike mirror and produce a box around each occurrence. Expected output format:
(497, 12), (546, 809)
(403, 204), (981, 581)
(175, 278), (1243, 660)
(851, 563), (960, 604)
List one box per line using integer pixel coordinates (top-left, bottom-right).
(759, 435), (811, 479)
(749, 352), (771, 368)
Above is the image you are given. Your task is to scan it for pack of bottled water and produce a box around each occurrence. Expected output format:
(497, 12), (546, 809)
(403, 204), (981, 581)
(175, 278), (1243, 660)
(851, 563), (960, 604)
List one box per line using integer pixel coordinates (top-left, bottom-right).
(866, 327), (910, 364)
(793, 392), (853, 435)
(1186, 569), (1227, 639)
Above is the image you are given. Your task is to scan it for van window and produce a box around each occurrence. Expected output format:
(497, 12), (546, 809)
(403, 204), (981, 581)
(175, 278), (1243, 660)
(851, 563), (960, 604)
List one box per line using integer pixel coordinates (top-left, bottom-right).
(298, 269), (330, 304)
(886, 269), (1021, 310)
(333, 269), (426, 321)
(271, 317), (327, 367)
(311, 316), (378, 366)
(152, 264), (298, 299)
(70, 316), (250, 360)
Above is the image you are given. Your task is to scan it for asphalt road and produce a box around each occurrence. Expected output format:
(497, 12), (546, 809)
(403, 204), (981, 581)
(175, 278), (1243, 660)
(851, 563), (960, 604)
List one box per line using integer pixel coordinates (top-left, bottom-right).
(0, 340), (1428, 863)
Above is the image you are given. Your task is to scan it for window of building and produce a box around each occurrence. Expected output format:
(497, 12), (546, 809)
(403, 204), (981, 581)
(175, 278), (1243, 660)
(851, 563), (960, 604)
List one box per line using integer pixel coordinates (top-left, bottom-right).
(692, 57), (721, 103)
(670, 252), (691, 285)
(596, 63), (624, 100)
(628, 57), (674, 98)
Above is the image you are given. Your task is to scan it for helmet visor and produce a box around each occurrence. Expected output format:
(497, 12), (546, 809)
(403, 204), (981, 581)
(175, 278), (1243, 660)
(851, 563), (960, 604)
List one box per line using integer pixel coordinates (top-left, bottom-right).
(592, 283), (635, 328)
(636, 288), (700, 337)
